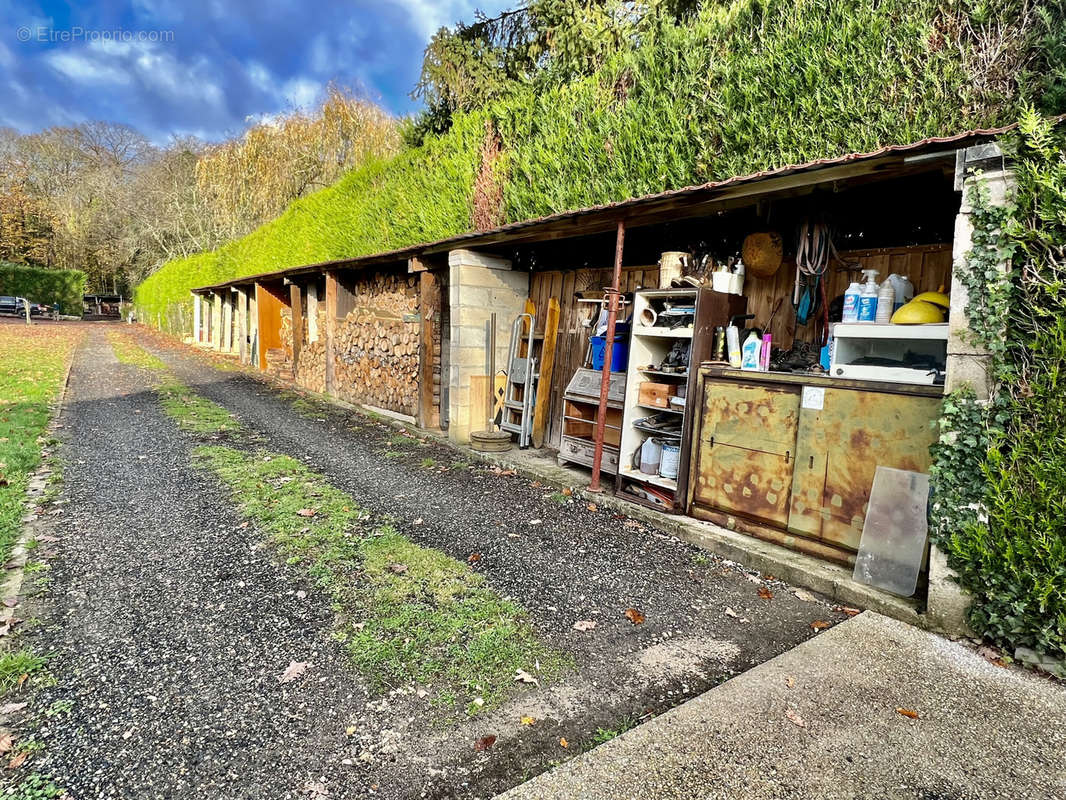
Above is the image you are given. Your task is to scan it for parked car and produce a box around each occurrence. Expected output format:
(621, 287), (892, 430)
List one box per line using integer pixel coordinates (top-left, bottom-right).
(0, 296), (45, 316)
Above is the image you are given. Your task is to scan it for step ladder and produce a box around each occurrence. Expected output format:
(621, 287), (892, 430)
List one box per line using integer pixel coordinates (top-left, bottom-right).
(500, 312), (538, 448)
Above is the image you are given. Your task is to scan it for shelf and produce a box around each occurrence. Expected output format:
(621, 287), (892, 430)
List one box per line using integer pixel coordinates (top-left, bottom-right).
(832, 322), (948, 340)
(638, 368), (689, 379)
(563, 414), (621, 429)
(619, 465), (678, 492)
(633, 327), (694, 339)
(637, 403), (685, 415)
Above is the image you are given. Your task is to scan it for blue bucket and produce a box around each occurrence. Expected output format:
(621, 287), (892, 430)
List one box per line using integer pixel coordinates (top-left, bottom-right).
(591, 335), (629, 371)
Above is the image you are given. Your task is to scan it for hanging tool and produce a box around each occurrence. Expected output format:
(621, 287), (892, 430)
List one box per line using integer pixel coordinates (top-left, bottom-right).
(500, 311), (538, 448)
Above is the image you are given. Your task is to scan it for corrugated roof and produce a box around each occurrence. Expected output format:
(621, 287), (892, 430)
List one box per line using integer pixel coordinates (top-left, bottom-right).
(192, 124), (1013, 293)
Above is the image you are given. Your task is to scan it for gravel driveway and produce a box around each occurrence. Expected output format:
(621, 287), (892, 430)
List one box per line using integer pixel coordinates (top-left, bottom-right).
(8, 326), (850, 799)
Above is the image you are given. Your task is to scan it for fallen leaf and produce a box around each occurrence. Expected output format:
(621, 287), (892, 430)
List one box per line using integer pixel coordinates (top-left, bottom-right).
(303, 780), (329, 798)
(520, 716), (535, 726)
(514, 668), (539, 686)
(561, 487), (572, 496)
(1, 599), (14, 609)
(278, 661), (311, 683)
(5, 751), (27, 770)
(0, 733), (12, 754)
(786, 676), (795, 689)
(793, 589), (816, 602)
(810, 620), (831, 631)
(586, 503), (598, 512)
(785, 709), (807, 728)
(758, 587), (774, 600)
(895, 707), (919, 720)
(559, 737), (569, 748)
(572, 620), (597, 632)
(296, 508), (318, 517)
(468, 553), (482, 564)
(745, 573), (762, 584)
(15, 675), (27, 689)
(474, 735), (496, 752)
(530, 481), (543, 488)
(833, 605), (862, 617)
(388, 563), (408, 574)
(0, 703), (26, 715)
(345, 726), (357, 736)
(624, 608), (645, 625)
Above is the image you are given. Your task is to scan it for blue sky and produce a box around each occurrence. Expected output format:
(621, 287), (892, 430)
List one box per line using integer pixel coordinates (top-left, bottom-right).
(0, 0), (511, 142)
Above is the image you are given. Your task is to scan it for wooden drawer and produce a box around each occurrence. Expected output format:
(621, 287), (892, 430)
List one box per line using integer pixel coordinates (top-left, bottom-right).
(558, 436), (619, 475)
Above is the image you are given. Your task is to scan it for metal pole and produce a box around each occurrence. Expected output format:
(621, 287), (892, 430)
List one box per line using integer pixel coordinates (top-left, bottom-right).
(488, 312), (497, 430)
(589, 220), (625, 492)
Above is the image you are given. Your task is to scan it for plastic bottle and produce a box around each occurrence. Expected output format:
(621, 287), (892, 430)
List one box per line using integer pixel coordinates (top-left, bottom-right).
(842, 281), (862, 323)
(857, 269), (880, 323)
(740, 329), (762, 370)
(887, 274), (914, 311)
(726, 325), (742, 367)
(876, 280), (895, 323)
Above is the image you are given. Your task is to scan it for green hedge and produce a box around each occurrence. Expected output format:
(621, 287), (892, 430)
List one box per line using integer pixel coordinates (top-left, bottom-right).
(137, 0), (1060, 330)
(0, 263), (86, 316)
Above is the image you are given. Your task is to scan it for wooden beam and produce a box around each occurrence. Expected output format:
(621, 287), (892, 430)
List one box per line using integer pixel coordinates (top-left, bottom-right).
(289, 282), (303, 376)
(307, 281), (319, 343)
(192, 294), (201, 345)
(211, 293), (222, 351)
(222, 293), (233, 352)
(408, 256), (430, 274)
(325, 271), (337, 396)
(417, 270), (440, 429)
(531, 296), (560, 448)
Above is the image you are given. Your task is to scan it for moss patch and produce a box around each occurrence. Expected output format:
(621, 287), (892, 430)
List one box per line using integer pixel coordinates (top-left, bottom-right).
(107, 332), (166, 371)
(158, 381), (240, 435)
(193, 445), (566, 711)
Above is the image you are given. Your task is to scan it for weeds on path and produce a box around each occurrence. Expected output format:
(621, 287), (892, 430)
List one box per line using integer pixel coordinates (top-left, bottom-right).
(194, 445), (567, 713)
(107, 331), (166, 371)
(158, 381), (240, 435)
(0, 324), (82, 565)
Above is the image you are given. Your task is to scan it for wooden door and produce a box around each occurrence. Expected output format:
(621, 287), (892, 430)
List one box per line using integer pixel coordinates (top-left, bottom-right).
(690, 380), (800, 527)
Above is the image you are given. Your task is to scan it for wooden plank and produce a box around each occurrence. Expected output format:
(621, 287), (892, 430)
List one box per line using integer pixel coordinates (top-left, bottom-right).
(289, 282), (303, 374)
(418, 271), (440, 429)
(532, 297), (560, 448)
(325, 271), (337, 396)
(470, 375), (491, 433)
(237, 288), (248, 363)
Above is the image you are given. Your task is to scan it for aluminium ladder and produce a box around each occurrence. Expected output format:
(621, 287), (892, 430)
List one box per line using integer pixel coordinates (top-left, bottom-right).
(500, 312), (538, 448)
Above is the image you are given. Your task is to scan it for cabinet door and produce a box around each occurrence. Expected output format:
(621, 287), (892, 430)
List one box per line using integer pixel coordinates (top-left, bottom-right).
(691, 381), (800, 527)
(788, 388), (940, 552)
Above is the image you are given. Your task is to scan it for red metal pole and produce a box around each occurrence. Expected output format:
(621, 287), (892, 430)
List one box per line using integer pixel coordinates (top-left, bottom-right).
(589, 219), (625, 493)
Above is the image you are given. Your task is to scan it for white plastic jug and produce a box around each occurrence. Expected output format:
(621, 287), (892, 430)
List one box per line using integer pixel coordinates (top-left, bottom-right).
(639, 437), (662, 474)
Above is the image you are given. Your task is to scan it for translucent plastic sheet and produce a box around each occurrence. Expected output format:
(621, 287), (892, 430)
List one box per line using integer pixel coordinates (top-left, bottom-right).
(853, 467), (930, 597)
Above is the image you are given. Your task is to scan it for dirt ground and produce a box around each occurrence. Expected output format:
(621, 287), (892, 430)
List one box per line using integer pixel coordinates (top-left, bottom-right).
(6, 324), (852, 799)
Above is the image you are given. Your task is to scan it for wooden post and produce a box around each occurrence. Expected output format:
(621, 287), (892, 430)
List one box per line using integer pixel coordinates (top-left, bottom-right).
(193, 294), (202, 344)
(417, 269), (440, 429)
(325, 271), (337, 396)
(307, 282), (319, 343)
(222, 293), (233, 352)
(237, 288), (248, 363)
(250, 284), (259, 368)
(531, 296), (560, 447)
(289, 282), (303, 375)
(211, 293), (223, 350)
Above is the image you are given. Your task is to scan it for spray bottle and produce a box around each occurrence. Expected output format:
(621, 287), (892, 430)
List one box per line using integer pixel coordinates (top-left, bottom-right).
(857, 269), (880, 323)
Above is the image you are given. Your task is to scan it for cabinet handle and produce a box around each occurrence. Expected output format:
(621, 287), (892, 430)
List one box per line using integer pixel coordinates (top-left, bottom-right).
(785, 450), (790, 464)
(809, 455), (814, 469)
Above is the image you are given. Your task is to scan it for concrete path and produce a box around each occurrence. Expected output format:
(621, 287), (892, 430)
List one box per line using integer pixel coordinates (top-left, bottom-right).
(497, 612), (1066, 800)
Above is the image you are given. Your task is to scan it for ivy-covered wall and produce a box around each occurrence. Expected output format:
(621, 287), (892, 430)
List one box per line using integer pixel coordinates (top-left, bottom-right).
(930, 112), (1066, 666)
(134, 0), (1064, 333)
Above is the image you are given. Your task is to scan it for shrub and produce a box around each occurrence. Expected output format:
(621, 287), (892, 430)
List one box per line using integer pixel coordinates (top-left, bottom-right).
(0, 263), (86, 316)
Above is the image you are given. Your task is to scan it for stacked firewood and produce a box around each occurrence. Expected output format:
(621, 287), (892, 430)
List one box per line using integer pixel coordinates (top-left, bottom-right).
(294, 310), (327, 391)
(334, 272), (420, 415)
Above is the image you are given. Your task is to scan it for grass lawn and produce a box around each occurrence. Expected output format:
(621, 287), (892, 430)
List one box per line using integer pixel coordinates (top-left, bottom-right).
(0, 323), (84, 565)
(194, 445), (567, 712)
(107, 330), (166, 370)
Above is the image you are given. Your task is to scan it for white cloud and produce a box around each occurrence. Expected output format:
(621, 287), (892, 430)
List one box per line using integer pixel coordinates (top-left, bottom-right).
(46, 50), (132, 85)
(390, 0), (514, 42)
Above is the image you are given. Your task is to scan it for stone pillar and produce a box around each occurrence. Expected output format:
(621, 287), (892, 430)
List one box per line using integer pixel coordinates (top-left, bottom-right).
(929, 144), (1014, 637)
(237, 287), (249, 364)
(211, 292), (223, 351)
(446, 249), (528, 444)
(307, 282), (319, 344)
(192, 294), (202, 345)
(250, 284), (260, 369)
(222, 293), (234, 353)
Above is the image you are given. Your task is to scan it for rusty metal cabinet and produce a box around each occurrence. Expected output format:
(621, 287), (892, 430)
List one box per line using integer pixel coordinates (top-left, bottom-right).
(687, 368), (941, 564)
